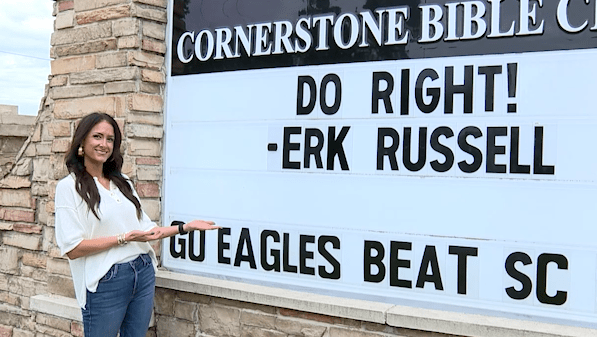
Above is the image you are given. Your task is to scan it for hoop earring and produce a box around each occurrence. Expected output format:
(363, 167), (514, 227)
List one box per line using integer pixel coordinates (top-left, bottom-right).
(78, 146), (84, 156)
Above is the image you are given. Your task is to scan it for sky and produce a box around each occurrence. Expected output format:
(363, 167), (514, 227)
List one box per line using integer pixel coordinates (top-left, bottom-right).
(0, 0), (54, 116)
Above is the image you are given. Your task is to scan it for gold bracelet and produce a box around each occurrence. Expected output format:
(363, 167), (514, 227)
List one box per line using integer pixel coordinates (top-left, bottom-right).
(117, 233), (127, 246)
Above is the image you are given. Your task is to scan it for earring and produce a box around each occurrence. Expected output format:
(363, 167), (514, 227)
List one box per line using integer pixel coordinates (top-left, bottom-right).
(78, 146), (84, 156)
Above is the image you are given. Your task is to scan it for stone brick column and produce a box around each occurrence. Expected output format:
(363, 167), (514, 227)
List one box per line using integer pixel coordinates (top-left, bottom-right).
(0, 0), (167, 335)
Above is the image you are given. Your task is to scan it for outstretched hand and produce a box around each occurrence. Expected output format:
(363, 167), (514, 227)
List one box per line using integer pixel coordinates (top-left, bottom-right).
(184, 219), (221, 231)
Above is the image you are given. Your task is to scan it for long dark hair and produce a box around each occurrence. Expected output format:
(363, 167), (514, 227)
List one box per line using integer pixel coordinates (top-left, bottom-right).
(65, 113), (142, 219)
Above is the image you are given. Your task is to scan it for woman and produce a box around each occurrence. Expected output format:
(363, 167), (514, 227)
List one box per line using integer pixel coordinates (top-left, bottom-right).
(55, 113), (220, 337)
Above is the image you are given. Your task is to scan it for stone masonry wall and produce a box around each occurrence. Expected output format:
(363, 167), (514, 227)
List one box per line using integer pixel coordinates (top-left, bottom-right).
(0, 1), (456, 337)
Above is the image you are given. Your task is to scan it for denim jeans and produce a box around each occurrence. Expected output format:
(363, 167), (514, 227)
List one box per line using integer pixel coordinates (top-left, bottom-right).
(82, 254), (155, 337)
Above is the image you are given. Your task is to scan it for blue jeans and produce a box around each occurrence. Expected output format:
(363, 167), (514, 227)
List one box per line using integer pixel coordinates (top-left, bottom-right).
(82, 254), (155, 337)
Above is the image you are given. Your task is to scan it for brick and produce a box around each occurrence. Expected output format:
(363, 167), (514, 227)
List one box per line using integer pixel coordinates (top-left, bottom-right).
(240, 311), (276, 330)
(141, 69), (165, 83)
(50, 75), (68, 87)
(48, 121), (71, 137)
(155, 316), (195, 337)
(173, 299), (196, 321)
(54, 38), (117, 57)
(142, 38), (166, 54)
(9, 276), (47, 298)
(133, 4), (167, 23)
(127, 124), (163, 139)
(135, 182), (159, 197)
(76, 4), (131, 25)
(55, 10), (74, 30)
(47, 258), (71, 276)
(54, 96), (118, 119)
(71, 322), (83, 337)
(128, 139), (161, 157)
(0, 325), (12, 337)
(69, 67), (138, 85)
(113, 18), (140, 37)
(137, 166), (161, 180)
(105, 81), (137, 94)
(0, 177), (31, 189)
(118, 35), (141, 49)
(136, 157), (161, 165)
(128, 93), (163, 113)
(3, 232), (42, 250)
(0, 247), (19, 274)
(58, 0), (74, 12)
(240, 326), (287, 337)
(52, 84), (104, 99)
(0, 222), (13, 230)
(127, 51), (163, 70)
(0, 189), (32, 208)
(51, 139), (71, 153)
(199, 304), (241, 337)
(33, 158), (51, 181)
(48, 274), (75, 298)
(51, 22), (112, 46)
(139, 82), (161, 94)
(275, 318), (327, 336)
(13, 328), (34, 337)
(34, 325), (72, 337)
(36, 142), (52, 156)
(328, 327), (387, 337)
(142, 21), (165, 40)
(139, 199), (160, 221)
(133, 0), (167, 8)
(75, 0), (129, 12)
(22, 252), (47, 268)
(51, 55), (96, 75)
(154, 288), (176, 315)
(96, 51), (128, 69)
(36, 314), (71, 332)
(0, 209), (35, 223)
(14, 223), (42, 234)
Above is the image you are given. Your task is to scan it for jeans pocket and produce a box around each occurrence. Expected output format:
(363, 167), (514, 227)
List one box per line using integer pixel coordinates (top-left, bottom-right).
(99, 265), (118, 282)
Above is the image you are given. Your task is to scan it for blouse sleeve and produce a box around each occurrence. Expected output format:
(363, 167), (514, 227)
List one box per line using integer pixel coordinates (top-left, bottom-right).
(54, 178), (87, 256)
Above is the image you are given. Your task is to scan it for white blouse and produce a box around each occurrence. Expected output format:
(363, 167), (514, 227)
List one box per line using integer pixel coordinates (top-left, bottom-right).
(55, 174), (158, 308)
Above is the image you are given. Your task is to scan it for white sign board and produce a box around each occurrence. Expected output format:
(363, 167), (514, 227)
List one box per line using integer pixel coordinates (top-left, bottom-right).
(164, 0), (597, 328)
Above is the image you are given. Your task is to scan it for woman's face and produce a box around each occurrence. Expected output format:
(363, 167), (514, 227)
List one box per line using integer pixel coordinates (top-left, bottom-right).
(82, 120), (115, 168)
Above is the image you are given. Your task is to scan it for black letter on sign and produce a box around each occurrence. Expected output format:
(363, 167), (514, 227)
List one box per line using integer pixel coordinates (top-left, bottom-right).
(170, 236), (185, 259)
(533, 126), (555, 175)
(510, 127), (531, 174)
(188, 230), (205, 262)
(487, 127), (507, 173)
(505, 252), (533, 300)
(304, 128), (325, 169)
(448, 246), (478, 295)
(372, 72), (394, 114)
(445, 65), (474, 114)
(458, 126), (483, 173)
(416, 245), (444, 290)
(377, 128), (399, 170)
(478, 66), (502, 112)
(390, 241), (412, 288)
(415, 69), (440, 114)
(430, 126), (455, 173)
(403, 127), (427, 172)
(320, 74), (342, 115)
(283, 233), (298, 273)
(218, 227), (231, 264)
(318, 236), (341, 280)
(297, 76), (316, 115)
(234, 228), (257, 269)
(261, 230), (281, 272)
(327, 126), (350, 171)
(364, 241), (386, 283)
(283, 127), (301, 169)
(300, 235), (316, 275)
(536, 253), (568, 305)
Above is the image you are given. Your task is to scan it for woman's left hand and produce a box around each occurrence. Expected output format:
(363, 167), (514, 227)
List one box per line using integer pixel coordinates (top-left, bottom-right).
(184, 219), (221, 231)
